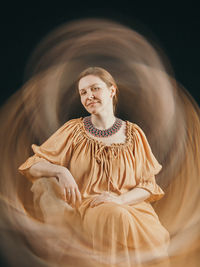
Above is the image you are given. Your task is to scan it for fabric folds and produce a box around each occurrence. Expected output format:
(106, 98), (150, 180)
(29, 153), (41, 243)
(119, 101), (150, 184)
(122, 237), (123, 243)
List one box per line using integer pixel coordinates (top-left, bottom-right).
(133, 123), (164, 202)
(18, 119), (78, 181)
(18, 118), (164, 202)
(18, 117), (170, 266)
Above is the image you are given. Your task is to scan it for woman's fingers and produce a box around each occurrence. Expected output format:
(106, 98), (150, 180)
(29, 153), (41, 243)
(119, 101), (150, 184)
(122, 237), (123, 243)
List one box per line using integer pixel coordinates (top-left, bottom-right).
(70, 189), (76, 206)
(63, 188), (67, 201)
(58, 173), (82, 207)
(75, 187), (82, 204)
(90, 193), (113, 207)
(90, 197), (104, 207)
(64, 187), (82, 207)
(91, 199), (104, 207)
(66, 188), (71, 202)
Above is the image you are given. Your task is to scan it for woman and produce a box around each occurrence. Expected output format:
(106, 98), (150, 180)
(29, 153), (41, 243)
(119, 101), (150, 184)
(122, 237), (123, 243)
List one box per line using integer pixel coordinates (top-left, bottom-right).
(18, 67), (170, 267)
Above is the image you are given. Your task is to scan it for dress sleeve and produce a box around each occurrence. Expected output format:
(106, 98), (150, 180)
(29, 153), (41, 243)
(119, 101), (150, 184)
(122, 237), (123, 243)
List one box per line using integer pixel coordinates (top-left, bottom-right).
(133, 123), (165, 202)
(18, 119), (79, 182)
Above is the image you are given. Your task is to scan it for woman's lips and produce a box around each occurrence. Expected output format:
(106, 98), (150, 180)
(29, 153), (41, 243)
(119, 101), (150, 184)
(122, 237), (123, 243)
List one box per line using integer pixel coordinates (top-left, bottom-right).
(87, 101), (99, 106)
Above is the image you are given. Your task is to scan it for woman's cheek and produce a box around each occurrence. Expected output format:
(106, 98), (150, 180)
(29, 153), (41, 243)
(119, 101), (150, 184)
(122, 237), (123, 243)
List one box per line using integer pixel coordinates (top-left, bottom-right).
(81, 97), (86, 107)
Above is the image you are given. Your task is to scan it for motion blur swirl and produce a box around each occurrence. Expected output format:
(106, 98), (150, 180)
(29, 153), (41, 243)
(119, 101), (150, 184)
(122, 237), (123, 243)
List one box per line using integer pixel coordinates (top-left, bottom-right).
(0, 18), (199, 266)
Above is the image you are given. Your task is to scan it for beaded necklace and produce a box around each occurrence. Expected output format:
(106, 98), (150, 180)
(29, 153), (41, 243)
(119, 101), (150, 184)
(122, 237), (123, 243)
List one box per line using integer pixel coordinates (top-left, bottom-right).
(83, 116), (123, 137)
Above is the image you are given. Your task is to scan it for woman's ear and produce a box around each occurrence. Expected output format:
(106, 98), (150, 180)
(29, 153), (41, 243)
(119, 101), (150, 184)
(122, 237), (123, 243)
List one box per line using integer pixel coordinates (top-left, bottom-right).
(110, 85), (116, 97)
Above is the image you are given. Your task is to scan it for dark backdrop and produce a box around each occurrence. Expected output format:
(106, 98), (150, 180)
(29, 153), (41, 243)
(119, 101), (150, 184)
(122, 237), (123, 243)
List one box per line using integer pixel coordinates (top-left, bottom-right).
(1, 2), (200, 106)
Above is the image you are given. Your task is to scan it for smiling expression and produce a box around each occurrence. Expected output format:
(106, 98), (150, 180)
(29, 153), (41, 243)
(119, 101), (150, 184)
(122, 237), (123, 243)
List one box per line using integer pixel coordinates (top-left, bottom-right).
(78, 75), (115, 115)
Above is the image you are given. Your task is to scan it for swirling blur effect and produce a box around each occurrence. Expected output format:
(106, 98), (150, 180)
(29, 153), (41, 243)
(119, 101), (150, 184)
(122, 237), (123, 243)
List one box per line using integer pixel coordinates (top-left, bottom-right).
(0, 18), (200, 266)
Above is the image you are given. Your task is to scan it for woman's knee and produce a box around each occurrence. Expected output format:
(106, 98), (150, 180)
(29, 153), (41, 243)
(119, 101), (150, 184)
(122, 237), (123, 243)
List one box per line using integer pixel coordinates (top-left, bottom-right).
(90, 203), (132, 225)
(83, 203), (134, 241)
(105, 204), (132, 222)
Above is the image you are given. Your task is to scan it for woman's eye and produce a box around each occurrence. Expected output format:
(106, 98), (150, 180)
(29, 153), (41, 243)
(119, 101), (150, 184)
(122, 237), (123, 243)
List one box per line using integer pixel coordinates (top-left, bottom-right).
(80, 91), (86, 95)
(93, 87), (100, 90)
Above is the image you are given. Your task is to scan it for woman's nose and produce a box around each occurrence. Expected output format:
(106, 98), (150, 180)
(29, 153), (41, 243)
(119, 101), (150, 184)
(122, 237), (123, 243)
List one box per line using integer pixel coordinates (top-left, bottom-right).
(87, 90), (94, 99)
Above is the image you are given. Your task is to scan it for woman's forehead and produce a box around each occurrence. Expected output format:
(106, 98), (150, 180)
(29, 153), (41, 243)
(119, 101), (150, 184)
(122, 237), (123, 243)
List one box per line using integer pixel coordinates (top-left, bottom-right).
(78, 75), (105, 90)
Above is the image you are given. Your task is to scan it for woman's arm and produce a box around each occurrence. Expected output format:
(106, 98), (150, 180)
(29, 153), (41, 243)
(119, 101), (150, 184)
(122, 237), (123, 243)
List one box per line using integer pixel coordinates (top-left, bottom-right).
(90, 188), (151, 207)
(28, 160), (66, 178)
(28, 160), (82, 207)
(119, 187), (151, 205)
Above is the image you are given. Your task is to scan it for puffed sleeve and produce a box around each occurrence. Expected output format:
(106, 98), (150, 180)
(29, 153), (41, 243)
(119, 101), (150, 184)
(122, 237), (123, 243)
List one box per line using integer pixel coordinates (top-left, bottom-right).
(18, 118), (79, 182)
(133, 123), (164, 202)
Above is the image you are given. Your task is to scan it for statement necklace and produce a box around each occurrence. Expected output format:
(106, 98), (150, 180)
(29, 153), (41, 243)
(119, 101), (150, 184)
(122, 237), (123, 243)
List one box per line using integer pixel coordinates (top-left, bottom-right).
(83, 116), (123, 137)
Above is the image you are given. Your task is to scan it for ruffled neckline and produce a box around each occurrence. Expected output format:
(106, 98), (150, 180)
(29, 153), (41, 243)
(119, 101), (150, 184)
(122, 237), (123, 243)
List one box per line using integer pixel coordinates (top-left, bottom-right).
(78, 117), (133, 148)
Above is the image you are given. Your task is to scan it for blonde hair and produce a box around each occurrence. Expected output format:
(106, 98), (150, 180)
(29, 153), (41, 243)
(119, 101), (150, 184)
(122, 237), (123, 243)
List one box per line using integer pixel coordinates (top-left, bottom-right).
(77, 67), (119, 114)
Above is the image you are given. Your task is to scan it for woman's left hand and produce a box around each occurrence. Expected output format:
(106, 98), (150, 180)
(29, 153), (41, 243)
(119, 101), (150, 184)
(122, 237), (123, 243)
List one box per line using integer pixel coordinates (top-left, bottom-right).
(90, 192), (122, 207)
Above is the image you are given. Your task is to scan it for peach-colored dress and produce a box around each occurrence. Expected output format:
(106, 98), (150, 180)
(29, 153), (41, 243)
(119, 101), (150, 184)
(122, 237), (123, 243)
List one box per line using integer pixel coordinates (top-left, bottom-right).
(18, 117), (170, 267)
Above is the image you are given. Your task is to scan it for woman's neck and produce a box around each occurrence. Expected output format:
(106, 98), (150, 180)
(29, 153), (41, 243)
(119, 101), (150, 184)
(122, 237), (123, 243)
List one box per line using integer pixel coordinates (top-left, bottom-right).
(91, 113), (116, 130)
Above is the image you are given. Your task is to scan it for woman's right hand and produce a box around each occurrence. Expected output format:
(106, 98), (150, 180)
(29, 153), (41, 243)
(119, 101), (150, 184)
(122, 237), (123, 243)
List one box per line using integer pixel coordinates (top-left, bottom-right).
(56, 167), (82, 207)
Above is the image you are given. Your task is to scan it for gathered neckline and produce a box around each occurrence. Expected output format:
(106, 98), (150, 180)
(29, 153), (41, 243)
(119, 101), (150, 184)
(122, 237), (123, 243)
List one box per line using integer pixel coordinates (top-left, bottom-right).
(78, 117), (133, 148)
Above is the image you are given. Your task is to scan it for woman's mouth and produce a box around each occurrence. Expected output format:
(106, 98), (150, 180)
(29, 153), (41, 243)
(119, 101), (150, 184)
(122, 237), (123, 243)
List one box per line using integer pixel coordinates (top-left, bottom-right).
(87, 101), (99, 106)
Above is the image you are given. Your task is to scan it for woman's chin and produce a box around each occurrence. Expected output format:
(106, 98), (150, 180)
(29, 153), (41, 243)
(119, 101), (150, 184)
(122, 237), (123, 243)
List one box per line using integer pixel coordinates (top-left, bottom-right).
(86, 107), (99, 115)
(90, 110), (99, 115)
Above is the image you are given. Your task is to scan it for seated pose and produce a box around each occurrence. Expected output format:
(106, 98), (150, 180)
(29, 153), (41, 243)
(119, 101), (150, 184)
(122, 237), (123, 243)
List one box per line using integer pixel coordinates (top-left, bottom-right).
(18, 67), (170, 267)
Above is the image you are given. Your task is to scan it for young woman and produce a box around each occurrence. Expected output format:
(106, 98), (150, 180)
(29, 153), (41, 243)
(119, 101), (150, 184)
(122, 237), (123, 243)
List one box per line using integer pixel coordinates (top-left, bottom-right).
(18, 67), (170, 267)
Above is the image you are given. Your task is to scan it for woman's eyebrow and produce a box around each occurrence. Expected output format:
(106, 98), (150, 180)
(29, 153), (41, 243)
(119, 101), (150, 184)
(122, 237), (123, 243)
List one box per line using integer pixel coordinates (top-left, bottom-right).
(79, 83), (100, 91)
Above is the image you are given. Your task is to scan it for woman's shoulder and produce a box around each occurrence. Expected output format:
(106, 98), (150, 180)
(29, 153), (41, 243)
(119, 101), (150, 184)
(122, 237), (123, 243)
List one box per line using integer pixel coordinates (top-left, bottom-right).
(63, 117), (82, 125)
(47, 117), (83, 139)
(60, 117), (83, 129)
(126, 120), (144, 133)
(125, 120), (149, 144)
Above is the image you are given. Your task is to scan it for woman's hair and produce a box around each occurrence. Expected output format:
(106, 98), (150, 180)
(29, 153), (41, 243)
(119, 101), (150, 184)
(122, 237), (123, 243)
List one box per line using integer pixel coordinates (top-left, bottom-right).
(77, 67), (119, 113)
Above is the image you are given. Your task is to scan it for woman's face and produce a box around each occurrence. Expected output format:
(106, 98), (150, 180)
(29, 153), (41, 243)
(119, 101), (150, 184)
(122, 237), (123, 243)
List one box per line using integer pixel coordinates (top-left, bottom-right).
(78, 75), (115, 115)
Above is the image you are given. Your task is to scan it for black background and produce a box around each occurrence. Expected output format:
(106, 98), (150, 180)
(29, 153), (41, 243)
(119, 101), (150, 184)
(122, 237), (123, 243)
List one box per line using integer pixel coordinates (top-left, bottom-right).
(1, 1), (200, 106)
(0, 1), (200, 266)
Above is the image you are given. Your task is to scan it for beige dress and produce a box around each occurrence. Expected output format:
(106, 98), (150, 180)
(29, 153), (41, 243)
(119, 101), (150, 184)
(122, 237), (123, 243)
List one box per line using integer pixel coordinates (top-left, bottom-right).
(18, 117), (170, 267)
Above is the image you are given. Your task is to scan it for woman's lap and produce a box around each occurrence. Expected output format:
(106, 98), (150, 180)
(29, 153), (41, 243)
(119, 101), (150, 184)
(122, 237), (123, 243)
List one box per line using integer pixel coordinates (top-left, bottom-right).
(82, 201), (170, 266)
(82, 201), (170, 249)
